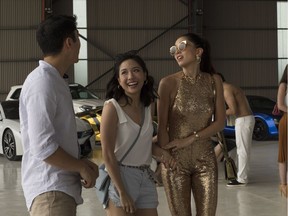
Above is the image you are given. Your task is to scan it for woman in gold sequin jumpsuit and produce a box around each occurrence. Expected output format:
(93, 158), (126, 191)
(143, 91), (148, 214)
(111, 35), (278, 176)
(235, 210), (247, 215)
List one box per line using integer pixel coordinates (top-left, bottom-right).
(157, 33), (226, 216)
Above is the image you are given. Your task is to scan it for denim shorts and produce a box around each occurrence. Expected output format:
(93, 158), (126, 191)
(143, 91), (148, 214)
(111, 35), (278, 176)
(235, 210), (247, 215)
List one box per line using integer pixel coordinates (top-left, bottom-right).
(108, 165), (158, 209)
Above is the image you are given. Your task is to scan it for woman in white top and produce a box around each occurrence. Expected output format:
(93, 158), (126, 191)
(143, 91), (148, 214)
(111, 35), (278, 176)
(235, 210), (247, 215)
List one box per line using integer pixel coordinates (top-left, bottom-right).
(277, 65), (288, 197)
(101, 51), (175, 216)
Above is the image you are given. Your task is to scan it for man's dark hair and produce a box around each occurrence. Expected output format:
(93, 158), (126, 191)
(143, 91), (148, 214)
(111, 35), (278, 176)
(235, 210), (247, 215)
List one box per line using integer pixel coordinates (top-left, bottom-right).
(36, 15), (77, 56)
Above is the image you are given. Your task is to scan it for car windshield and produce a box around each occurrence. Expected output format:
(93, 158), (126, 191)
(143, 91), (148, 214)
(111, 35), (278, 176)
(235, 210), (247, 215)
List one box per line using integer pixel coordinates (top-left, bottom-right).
(248, 96), (275, 110)
(1, 101), (19, 119)
(9, 88), (21, 100)
(69, 84), (100, 100)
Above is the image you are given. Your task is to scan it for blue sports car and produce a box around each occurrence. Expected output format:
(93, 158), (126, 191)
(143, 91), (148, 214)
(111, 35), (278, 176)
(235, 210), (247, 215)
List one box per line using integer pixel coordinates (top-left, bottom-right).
(223, 95), (281, 141)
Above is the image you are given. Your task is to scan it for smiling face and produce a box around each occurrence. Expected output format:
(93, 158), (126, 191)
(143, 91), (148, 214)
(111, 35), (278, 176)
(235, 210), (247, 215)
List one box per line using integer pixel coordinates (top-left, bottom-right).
(173, 37), (202, 68)
(117, 59), (146, 98)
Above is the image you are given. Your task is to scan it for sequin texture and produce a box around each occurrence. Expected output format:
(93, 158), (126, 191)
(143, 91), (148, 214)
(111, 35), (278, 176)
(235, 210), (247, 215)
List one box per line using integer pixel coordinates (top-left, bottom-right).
(162, 72), (218, 216)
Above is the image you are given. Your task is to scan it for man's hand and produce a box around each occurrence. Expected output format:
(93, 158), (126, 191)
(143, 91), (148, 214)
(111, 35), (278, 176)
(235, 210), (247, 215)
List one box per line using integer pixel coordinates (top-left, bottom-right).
(80, 159), (99, 188)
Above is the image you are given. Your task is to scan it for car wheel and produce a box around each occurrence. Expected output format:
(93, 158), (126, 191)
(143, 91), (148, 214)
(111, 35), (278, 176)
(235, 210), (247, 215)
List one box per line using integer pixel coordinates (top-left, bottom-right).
(253, 118), (268, 141)
(2, 129), (20, 161)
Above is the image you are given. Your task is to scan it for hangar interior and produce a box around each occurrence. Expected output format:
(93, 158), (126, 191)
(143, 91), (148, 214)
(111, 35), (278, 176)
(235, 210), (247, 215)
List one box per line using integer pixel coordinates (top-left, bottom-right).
(0, 1), (287, 216)
(0, 0), (287, 101)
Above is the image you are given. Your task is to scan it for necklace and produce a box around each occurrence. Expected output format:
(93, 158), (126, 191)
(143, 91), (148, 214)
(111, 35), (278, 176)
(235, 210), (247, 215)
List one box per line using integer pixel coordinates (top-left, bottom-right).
(182, 71), (201, 84)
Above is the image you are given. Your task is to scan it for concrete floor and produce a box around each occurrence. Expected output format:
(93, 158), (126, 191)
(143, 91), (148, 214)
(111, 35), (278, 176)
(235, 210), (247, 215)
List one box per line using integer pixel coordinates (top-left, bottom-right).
(0, 140), (287, 216)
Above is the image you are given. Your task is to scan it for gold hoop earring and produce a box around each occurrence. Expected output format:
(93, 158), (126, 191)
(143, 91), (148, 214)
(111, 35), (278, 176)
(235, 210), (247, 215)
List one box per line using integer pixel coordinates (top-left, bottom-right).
(144, 80), (148, 85)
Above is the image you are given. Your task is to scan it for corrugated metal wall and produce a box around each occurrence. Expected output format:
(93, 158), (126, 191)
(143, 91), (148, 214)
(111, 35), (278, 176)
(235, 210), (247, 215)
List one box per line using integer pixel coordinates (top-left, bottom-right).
(0, 0), (42, 100)
(203, 0), (278, 100)
(0, 0), (282, 101)
(85, 0), (188, 98)
(84, 0), (280, 101)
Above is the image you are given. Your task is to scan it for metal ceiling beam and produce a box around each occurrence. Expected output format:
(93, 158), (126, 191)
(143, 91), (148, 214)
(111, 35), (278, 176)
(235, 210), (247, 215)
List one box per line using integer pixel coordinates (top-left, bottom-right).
(85, 15), (188, 88)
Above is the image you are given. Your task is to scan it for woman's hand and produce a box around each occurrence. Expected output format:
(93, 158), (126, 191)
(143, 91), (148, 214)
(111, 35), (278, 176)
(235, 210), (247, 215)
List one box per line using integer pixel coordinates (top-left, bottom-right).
(160, 149), (178, 171)
(163, 137), (192, 152)
(119, 192), (136, 214)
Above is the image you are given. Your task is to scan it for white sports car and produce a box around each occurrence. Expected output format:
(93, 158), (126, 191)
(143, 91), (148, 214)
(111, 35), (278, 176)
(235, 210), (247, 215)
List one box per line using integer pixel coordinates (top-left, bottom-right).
(0, 100), (95, 161)
(68, 83), (104, 113)
(6, 83), (104, 114)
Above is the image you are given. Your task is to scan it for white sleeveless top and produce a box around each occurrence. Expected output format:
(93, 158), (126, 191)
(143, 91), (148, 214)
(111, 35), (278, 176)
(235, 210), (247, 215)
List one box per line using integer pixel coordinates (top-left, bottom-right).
(105, 98), (153, 166)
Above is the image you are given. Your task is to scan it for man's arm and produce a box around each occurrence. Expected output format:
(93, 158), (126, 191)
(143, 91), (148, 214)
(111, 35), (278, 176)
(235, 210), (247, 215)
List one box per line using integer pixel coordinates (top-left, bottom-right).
(224, 85), (238, 116)
(44, 147), (99, 188)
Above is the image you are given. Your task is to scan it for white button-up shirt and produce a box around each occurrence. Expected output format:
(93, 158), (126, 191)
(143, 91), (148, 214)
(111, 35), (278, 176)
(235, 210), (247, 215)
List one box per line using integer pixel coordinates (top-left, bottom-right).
(19, 61), (83, 210)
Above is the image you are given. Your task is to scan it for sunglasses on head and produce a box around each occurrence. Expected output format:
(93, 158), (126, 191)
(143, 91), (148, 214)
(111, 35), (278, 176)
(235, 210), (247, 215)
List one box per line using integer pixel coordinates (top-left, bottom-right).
(169, 40), (193, 56)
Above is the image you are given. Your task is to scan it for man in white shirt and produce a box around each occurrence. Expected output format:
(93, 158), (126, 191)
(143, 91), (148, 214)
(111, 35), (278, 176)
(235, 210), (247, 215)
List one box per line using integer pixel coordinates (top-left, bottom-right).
(217, 73), (255, 187)
(19, 15), (98, 216)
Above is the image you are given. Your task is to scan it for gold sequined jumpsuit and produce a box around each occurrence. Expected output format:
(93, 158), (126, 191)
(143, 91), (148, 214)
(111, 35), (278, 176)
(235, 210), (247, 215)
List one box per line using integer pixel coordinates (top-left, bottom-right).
(161, 72), (218, 216)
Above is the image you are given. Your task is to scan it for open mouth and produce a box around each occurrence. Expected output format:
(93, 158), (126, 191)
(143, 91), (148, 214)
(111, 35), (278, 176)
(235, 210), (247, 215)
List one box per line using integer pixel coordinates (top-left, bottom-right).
(127, 81), (138, 87)
(176, 55), (183, 61)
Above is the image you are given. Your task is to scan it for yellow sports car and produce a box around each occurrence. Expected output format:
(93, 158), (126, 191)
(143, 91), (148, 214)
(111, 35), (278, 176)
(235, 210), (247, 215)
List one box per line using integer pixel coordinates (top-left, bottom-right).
(76, 108), (102, 145)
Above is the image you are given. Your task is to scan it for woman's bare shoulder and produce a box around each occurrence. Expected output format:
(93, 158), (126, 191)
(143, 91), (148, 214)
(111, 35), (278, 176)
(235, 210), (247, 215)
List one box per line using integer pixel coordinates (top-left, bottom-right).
(212, 73), (222, 83)
(160, 71), (182, 86)
(103, 100), (117, 115)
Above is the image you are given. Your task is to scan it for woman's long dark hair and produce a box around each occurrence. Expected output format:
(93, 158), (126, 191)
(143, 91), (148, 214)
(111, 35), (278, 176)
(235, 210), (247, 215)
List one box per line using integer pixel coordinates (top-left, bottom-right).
(106, 50), (158, 107)
(179, 33), (216, 74)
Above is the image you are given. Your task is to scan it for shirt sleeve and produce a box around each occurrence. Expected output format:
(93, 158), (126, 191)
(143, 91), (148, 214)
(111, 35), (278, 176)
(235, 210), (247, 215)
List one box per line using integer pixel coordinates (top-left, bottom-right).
(25, 80), (59, 160)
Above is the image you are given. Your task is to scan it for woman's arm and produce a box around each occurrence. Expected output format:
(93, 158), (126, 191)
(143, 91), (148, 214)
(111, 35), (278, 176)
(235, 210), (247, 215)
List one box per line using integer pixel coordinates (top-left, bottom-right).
(163, 74), (226, 151)
(100, 102), (135, 211)
(188, 74), (226, 141)
(157, 77), (172, 148)
(152, 140), (177, 170)
(277, 83), (287, 113)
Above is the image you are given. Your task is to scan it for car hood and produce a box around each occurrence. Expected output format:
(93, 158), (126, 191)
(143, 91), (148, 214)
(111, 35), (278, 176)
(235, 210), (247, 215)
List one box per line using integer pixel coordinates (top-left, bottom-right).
(73, 99), (104, 113)
(3, 119), (20, 131)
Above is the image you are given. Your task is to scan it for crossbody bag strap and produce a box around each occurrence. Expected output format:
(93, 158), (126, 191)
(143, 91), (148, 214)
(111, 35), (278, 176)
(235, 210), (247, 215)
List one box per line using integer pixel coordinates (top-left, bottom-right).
(211, 75), (216, 122)
(216, 131), (230, 160)
(119, 106), (145, 163)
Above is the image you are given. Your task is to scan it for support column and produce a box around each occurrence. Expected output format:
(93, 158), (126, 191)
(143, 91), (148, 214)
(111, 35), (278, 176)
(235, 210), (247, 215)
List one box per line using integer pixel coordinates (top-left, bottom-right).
(42, 0), (53, 20)
(187, 0), (203, 35)
(73, 0), (88, 86)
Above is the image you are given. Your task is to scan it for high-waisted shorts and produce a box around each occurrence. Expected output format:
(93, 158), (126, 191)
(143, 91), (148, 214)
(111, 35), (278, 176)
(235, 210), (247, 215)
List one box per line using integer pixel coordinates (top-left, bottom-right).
(108, 164), (158, 209)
